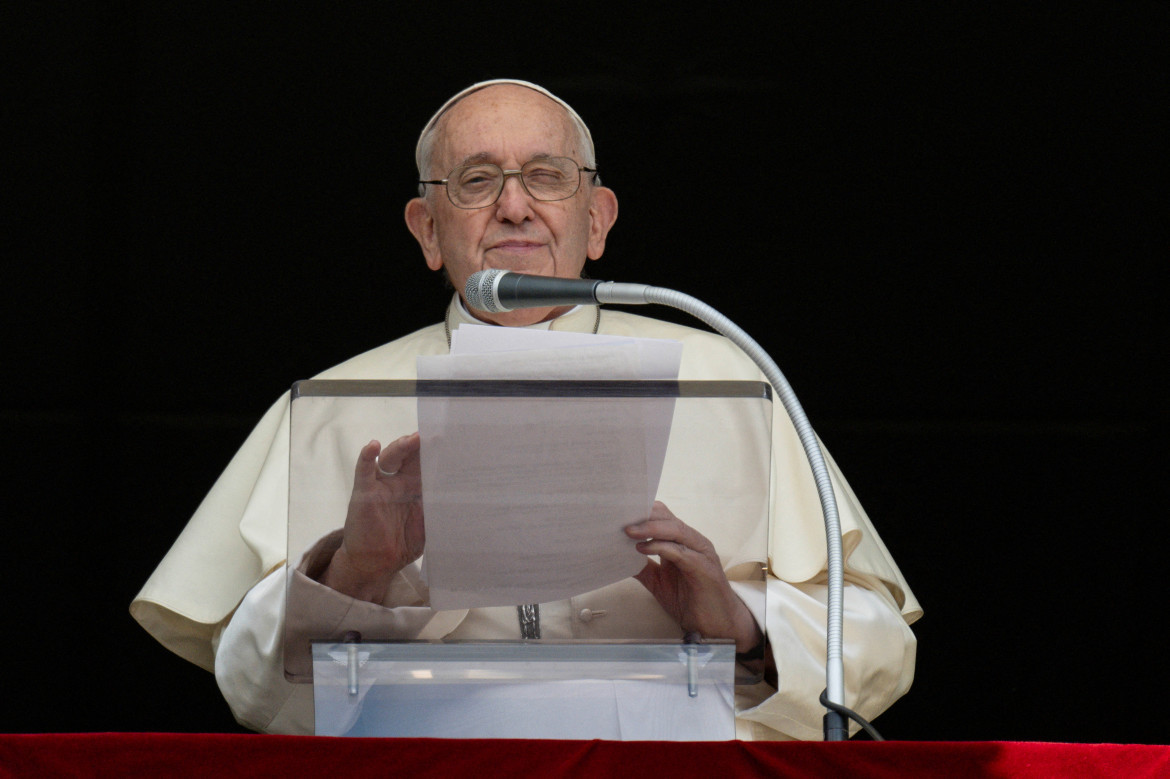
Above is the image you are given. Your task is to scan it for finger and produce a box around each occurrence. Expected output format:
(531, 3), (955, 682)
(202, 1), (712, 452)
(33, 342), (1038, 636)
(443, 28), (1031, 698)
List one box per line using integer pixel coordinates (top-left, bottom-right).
(625, 501), (677, 535)
(353, 439), (383, 486)
(626, 517), (715, 557)
(625, 500), (690, 532)
(377, 432), (422, 476)
(635, 538), (710, 570)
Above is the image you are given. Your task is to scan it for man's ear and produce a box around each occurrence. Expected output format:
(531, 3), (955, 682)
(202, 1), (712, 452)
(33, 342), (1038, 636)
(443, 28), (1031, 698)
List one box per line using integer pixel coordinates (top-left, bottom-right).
(405, 197), (442, 271)
(586, 187), (619, 261)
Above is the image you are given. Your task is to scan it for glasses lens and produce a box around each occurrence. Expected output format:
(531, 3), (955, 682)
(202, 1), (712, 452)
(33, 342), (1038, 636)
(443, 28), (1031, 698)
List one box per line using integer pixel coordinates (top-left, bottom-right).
(449, 164), (503, 208)
(522, 157), (580, 201)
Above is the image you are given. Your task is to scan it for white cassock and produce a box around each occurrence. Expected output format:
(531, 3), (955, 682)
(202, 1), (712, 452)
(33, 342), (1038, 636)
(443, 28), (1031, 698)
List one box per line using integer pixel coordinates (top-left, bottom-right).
(131, 296), (922, 740)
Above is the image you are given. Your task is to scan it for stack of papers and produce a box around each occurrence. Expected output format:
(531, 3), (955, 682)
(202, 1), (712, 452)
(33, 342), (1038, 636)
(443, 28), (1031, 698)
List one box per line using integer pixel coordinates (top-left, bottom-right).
(416, 325), (682, 610)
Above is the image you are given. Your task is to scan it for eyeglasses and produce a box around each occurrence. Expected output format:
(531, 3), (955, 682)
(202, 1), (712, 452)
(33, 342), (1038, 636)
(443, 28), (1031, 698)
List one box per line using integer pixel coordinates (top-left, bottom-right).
(419, 156), (599, 209)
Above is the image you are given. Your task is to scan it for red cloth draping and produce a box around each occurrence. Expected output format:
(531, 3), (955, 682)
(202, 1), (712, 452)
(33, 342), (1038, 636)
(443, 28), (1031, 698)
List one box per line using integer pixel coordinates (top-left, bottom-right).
(1, 734), (1168, 778)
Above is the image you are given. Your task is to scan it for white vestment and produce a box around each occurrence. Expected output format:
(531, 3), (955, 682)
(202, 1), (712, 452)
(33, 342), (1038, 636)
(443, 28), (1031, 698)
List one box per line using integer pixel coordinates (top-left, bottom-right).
(131, 297), (921, 740)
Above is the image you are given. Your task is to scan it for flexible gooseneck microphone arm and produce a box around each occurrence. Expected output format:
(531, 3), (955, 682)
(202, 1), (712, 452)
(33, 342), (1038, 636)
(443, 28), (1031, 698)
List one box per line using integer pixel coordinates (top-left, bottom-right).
(465, 270), (850, 740)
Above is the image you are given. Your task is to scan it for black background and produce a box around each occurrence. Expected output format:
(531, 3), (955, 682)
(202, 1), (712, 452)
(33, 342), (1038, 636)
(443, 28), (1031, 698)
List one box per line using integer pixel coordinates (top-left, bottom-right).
(5, 3), (1165, 742)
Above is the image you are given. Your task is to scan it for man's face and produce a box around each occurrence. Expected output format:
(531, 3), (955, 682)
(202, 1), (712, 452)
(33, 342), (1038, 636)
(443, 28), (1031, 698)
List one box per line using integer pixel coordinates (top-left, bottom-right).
(405, 85), (618, 326)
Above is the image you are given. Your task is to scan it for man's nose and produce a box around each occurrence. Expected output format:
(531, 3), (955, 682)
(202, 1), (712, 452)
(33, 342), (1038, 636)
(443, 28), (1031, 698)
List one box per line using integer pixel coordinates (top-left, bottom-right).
(494, 172), (535, 222)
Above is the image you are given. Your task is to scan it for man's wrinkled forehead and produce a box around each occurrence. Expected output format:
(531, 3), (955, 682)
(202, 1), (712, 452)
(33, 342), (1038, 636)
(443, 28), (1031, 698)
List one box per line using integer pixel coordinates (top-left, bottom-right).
(415, 79), (595, 172)
(439, 91), (575, 165)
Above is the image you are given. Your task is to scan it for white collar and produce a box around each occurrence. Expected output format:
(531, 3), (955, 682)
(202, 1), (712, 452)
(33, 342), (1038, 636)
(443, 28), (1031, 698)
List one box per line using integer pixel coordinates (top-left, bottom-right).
(446, 295), (600, 341)
(450, 294), (583, 330)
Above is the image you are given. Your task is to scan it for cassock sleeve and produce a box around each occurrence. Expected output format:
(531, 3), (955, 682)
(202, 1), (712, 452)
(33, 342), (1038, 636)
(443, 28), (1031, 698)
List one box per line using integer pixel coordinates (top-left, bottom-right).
(130, 393), (292, 672)
(729, 578), (917, 740)
(213, 531), (463, 733)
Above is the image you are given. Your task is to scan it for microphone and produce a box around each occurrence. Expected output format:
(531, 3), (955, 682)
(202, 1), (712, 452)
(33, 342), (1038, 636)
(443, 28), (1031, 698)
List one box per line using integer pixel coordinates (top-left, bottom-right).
(465, 266), (854, 738)
(465, 269), (651, 313)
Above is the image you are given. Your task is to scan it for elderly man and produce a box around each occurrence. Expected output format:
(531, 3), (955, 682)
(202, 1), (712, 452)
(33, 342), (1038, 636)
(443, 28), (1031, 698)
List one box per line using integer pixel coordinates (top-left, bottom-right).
(132, 79), (920, 740)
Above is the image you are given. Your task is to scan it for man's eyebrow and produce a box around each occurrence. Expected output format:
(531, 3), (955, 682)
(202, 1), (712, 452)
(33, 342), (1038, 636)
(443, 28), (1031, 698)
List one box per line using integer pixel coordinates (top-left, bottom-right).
(454, 152), (556, 167)
(456, 152), (494, 166)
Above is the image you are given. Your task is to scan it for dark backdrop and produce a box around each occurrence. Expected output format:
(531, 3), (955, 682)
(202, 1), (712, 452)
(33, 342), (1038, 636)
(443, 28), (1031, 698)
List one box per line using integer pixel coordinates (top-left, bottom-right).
(6, 3), (1165, 742)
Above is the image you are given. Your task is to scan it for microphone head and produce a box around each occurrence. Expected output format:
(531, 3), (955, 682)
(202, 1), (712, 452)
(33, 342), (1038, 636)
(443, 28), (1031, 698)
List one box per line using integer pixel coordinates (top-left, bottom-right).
(465, 269), (507, 313)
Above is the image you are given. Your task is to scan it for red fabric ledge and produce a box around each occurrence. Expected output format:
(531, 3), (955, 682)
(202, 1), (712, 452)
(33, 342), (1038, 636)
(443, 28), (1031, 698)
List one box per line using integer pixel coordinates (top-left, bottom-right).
(1, 735), (1169, 779)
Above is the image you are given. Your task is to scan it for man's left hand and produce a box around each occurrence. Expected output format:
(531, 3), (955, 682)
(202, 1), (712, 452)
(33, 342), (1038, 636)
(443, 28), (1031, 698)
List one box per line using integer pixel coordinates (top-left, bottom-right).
(626, 501), (763, 654)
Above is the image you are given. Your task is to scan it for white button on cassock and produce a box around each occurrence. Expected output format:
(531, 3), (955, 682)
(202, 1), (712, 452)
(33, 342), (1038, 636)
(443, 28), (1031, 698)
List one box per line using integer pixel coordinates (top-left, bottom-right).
(577, 608), (606, 623)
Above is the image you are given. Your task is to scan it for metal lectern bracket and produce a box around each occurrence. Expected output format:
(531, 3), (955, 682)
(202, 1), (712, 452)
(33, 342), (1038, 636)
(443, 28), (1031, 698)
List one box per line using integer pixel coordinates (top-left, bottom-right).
(680, 632), (714, 698)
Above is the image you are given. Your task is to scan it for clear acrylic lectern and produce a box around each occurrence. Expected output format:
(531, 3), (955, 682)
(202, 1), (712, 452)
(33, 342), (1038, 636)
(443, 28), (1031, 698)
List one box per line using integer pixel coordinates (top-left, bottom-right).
(287, 379), (772, 739)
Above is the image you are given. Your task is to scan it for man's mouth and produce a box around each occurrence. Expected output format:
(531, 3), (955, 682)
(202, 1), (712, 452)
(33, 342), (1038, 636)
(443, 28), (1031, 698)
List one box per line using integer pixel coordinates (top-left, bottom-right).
(488, 240), (544, 252)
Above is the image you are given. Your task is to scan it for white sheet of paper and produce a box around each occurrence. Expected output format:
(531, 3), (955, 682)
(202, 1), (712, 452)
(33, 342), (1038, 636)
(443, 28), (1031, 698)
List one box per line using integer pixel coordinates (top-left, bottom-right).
(446, 323), (683, 379)
(416, 327), (682, 610)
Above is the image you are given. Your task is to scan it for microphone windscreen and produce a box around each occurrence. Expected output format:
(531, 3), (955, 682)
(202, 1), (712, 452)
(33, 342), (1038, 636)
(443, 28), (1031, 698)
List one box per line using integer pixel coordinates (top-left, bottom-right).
(465, 269), (506, 313)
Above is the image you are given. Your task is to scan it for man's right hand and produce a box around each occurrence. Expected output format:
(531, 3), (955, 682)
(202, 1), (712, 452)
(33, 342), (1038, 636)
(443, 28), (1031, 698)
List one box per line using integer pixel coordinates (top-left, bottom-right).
(320, 433), (424, 603)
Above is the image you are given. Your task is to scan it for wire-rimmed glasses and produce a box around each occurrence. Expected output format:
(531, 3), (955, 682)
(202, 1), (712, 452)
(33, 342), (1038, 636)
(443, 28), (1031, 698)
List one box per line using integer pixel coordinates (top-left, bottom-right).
(419, 156), (598, 209)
